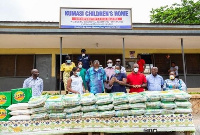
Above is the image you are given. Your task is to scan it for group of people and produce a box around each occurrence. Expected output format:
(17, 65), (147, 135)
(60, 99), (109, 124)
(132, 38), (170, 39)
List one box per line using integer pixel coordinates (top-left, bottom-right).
(22, 49), (187, 97)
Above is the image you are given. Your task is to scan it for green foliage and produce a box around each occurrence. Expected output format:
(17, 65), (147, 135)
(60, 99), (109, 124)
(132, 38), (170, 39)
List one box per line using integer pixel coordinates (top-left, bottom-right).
(188, 92), (200, 94)
(150, 0), (200, 24)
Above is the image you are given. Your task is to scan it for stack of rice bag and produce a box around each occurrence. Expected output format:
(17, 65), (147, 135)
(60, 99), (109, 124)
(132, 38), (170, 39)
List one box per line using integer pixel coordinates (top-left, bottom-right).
(128, 92), (146, 116)
(80, 93), (98, 118)
(63, 94), (83, 119)
(96, 93), (115, 117)
(7, 103), (31, 120)
(29, 95), (49, 120)
(112, 92), (130, 117)
(44, 95), (66, 119)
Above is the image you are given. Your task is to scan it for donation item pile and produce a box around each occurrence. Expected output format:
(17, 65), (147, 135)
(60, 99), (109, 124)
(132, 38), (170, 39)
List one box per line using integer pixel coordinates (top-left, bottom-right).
(0, 91), (11, 121)
(4, 90), (192, 121)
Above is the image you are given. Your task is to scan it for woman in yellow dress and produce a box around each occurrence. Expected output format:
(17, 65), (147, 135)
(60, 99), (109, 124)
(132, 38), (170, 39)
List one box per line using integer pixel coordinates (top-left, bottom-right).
(60, 55), (75, 94)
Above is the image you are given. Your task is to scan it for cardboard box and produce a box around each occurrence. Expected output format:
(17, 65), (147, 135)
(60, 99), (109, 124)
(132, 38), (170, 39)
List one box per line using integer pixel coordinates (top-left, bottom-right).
(11, 88), (32, 104)
(0, 106), (10, 121)
(0, 91), (11, 106)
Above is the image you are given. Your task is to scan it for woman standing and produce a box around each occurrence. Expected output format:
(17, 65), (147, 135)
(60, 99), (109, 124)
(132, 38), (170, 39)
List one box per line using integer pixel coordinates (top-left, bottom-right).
(78, 61), (87, 90)
(109, 65), (127, 93)
(60, 55), (76, 94)
(67, 67), (85, 94)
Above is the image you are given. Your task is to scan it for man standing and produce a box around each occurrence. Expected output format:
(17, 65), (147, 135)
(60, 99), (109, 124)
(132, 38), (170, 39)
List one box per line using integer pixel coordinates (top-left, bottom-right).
(85, 60), (107, 94)
(115, 58), (126, 74)
(77, 49), (91, 70)
(137, 54), (146, 73)
(127, 63), (147, 93)
(146, 67), (164, 91)
(168, 62), (179, 78)
(23, 69), (43, 97)
(104, 59), (115, 92)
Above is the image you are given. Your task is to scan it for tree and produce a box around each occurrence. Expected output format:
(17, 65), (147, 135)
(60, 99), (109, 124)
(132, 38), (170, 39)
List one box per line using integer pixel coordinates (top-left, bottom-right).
(150, 0), (200, 24)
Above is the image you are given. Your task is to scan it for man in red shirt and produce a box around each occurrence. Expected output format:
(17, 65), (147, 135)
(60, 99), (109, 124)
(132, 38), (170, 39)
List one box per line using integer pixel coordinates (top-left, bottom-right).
(137, 54), (146, 73)
(127, 63), (147, 93)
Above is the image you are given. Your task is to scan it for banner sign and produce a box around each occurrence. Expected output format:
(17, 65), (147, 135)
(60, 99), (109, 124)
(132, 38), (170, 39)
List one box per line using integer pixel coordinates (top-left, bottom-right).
(60, 8), (132, 29)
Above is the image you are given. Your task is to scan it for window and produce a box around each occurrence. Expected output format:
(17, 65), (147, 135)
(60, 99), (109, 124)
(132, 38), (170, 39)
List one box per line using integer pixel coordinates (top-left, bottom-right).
(0, 55), (34, 77)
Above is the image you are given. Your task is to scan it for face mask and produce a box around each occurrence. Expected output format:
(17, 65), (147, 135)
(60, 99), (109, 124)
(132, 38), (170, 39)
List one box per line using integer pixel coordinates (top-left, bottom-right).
(107, 63), (113, 67)
(170, 75), (175, 80)
(95, 68), (98, 71)
(115, 69), (120, 74)
(66, 60), (71, 63)
(78, 65), (82, 68)
(82, 54), (85, 57)
(133, 68), (139, 73)
(76, 72), (80, 76)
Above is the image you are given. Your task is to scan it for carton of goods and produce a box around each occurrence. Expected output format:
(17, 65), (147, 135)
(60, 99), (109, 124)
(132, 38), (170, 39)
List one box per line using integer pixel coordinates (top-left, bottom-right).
(0, 106), (10, 121)
(0, 91), (11, 107)
(11, 88), (32, 104)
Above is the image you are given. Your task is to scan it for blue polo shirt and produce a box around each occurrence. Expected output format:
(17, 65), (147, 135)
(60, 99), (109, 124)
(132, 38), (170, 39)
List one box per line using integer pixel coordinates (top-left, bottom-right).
(146, 74), (164, 91)
(78, 54), (91, 70)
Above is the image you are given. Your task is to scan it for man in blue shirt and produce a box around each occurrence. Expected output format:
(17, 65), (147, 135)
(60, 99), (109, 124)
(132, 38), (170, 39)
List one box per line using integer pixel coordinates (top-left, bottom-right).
(146, 67), (164, 91)
(85, 60), (107, 94)
(77, 49), (91, 70)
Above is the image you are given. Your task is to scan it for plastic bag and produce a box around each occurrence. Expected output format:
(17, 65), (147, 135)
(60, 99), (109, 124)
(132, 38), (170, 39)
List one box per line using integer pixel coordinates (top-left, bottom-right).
(9, 115), (31, 121)
(47, 109), (64, 113)
(28, 95), (49, 108)
(83, 111), (100, 118)
(45, 95), (64, 110)
(49, 113), (66, 119)
(129, 103), (146, 110)
(64, 106), (82, 113)
(66, 112), (83, 119)
(128, 92), (147, 103)
(130, 109), (145, 116)
(99, 110), (115, 118)
(161, 109), (175, 114)
(81, 105), (98, 112)
(63, 94), (80, 107)
(175, 101), (192, 108)
(112, 92), (128, 105)
(31, 113), (49, 120)
(175, 108), (192, 114)
(115, 110), (131, 117)
(145, 109), (163, 115)
(171, 90), (191, 101)
(80, 93), (96, 105)
(95, 93), (112, 105)
(160, 91), (175, 102)
(10, 109), (32, 116)
(145, 91), (161, 101)
(31, 107), (46, 114)
(98, 104), (114, 111)
(146, 101), (161, 109)
(7, 103), (29, 111)
(114, 104), (130, 110)
(161, 102), (177, 109)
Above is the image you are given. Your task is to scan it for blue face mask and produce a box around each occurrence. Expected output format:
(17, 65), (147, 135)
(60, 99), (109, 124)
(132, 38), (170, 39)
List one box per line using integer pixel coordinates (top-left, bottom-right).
(115, 69), (120, 74)
(76, 72), (80, 76)
(66, 60), (71, 63)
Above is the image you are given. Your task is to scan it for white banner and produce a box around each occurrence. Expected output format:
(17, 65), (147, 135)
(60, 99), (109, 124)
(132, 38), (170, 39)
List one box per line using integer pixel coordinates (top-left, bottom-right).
(60, 8), (132, 29)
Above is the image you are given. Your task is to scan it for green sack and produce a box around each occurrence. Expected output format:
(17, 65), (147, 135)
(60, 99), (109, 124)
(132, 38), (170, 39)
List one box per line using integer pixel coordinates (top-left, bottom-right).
(66, 112), (83, 119)
(175, 108), (192, 114)
(145, 91), (161, 101)
(83, 111), (100, 118)
(175, 101), (192, 108)
(114, 104), (130, 110)
(47, 109), (64, 113)
(129, 103), (146, 110)
(81, 105), (98, 112)
(49, 113), (66, 119)
(95, 93), (113, 105)
(31, 113), (49, 120)
(80, 93), (96, 105)
(63, 94), (80, 107)
(99, 110), (115, 118)
(160, 92), (175, 102)
(145, 109), (163, 115)
(28, 95), (49, 108)
(112, 92), (128, 105)
(115, 110), (131, 117)
(45, 95), (64, 110)
(161, 102), (177, 109)
(130, 109), (145, 116)
(98, 104), (114, 111)
(146, 101), (161, 109)
(171, 90), (191, 101)
(128, 93), (147, 103)
(161, 109), (175, 114)
(64, 106), (82, 113)
(31, 107), (47, 114)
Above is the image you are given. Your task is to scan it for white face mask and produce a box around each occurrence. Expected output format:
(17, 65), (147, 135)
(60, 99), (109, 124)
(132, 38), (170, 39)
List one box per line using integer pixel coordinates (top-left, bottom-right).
(82, 54), (85, 57)
(133, 68), (139, 73)
(95, 68), (98, 71)
(107, 63), (113, 67)
(170, 75), (175, 80)
(78, 65), (82, 68)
